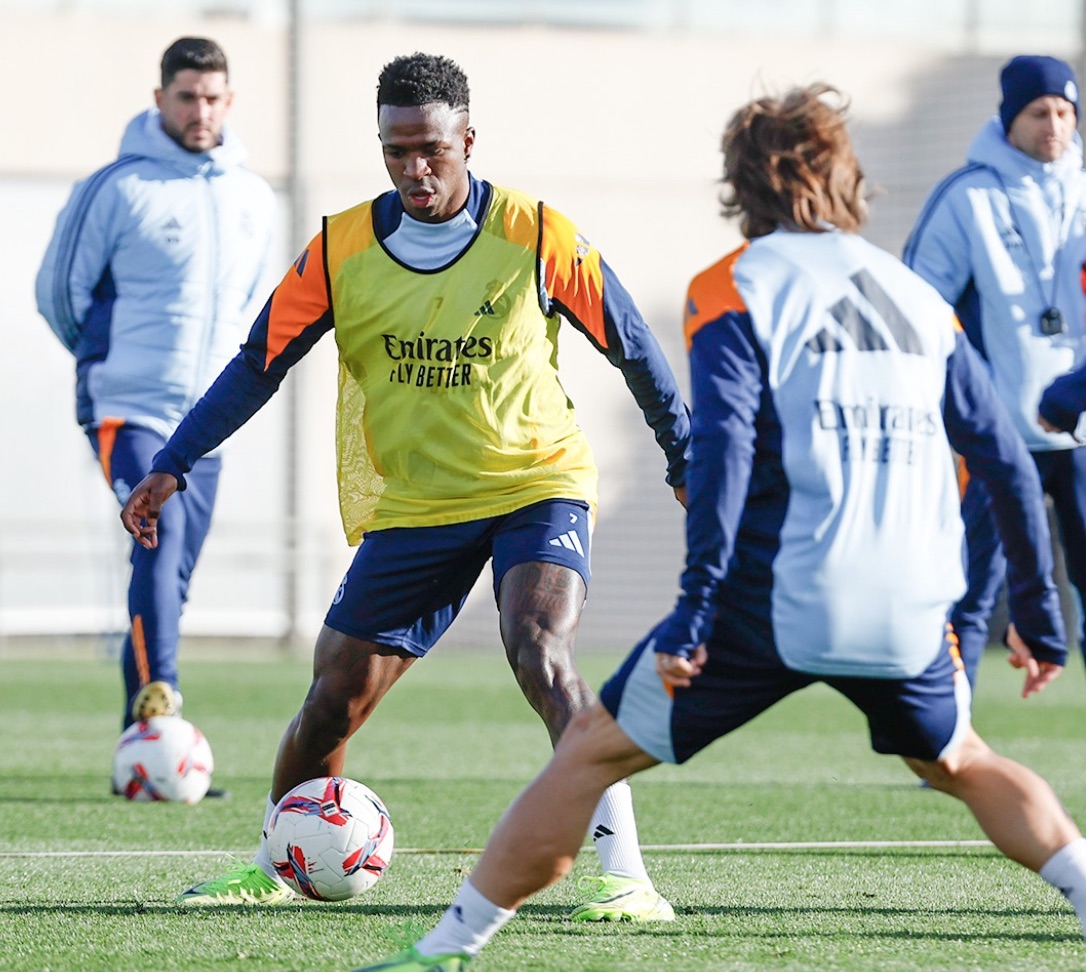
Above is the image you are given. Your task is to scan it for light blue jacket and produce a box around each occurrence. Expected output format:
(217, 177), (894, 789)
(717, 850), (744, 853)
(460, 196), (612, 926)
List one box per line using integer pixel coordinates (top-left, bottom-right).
(904, 116), (1086, 451)
(36, 108), (276, 441)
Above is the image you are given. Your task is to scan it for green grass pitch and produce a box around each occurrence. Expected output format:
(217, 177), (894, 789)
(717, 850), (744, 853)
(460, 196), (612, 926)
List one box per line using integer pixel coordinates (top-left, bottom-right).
(2, 643), (1085, 971)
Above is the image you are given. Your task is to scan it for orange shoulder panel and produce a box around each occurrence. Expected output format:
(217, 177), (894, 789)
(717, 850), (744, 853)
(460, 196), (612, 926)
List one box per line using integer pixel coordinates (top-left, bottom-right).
(324, 201), (376, 278)
(264, 229), (330, 371)
(539, 204), (607, 346)
(498, 186), (542, 250)
(683, 244), (749, 350)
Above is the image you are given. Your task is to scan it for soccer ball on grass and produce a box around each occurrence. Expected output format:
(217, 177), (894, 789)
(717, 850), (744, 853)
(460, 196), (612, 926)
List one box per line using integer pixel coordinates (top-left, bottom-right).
(111, 715), (214, 804)
(266, 776), (394, 901)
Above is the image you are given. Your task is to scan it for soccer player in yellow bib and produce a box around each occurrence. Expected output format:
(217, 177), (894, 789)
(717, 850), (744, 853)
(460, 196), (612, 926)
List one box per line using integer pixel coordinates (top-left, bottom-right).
(120, 52), (690, 920)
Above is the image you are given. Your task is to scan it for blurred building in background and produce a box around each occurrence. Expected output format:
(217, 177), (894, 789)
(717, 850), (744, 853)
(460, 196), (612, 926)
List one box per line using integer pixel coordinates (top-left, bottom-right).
(1, 0), (1082, 653)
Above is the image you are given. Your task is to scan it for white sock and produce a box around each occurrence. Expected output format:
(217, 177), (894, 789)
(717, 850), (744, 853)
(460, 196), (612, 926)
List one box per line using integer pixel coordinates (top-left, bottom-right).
(1040, 837), (1086, 935)
(588, 780), (650, 881)
(253, 793), (281, 880)
(416, 879), (516, 958)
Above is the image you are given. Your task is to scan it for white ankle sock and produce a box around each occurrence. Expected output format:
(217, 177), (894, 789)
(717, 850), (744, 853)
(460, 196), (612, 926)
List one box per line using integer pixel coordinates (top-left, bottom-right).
(588, 780), (650, 881)
(416, 880), (516, 958)
(254, 793), (280, 879)
(1039, 837), (1086, 935)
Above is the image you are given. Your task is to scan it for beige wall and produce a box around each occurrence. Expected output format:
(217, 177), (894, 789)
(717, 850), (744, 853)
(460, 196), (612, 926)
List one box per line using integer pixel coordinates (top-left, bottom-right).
(6, 13), (1028, 256)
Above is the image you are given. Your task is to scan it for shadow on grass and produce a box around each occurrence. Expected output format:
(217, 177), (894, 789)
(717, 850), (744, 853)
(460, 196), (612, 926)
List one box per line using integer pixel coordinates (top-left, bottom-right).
(529, 903), (1080, 943)
(1, 901), (1077, 945)
(0, 902), (441, 916)
(0, 771), (273, 804)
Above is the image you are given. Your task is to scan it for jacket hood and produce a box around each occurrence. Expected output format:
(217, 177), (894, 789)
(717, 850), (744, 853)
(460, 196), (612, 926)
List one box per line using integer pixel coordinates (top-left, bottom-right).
(966, 115), (1084, 183)
(118, 107), (250, 175)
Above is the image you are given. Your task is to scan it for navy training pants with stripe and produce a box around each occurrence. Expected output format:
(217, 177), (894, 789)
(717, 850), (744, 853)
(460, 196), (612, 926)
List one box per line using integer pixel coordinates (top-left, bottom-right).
(88, 423), (221, 729)
(952, 445), (1086, 684)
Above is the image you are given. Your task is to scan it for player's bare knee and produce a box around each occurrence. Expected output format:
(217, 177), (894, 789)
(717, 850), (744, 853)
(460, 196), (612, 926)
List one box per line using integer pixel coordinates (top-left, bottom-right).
(908, 730), (993, 791)
(507, 636), (580, 691)
(559, 705), (618, 754)
(904, 756), (952, 791)
(941, 729), (992, 772)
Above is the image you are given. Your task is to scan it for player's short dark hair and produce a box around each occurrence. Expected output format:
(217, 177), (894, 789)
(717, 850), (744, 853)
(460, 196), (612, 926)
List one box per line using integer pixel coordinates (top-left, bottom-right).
(160, 37), (229, 89)
(376, 53), (470, 114)
(720, 83), (867, 239)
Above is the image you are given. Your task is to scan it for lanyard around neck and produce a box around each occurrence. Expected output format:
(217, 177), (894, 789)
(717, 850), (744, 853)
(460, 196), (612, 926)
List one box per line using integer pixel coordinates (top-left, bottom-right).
(987, 164), (1073, 335)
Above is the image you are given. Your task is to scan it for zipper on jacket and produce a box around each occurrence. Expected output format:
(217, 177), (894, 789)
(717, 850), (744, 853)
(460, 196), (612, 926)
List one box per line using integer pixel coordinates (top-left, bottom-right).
(188, 167), (220, 411)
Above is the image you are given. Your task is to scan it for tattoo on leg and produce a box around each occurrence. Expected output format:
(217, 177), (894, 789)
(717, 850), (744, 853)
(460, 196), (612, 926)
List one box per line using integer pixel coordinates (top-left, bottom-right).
(504, 563), (585, 622)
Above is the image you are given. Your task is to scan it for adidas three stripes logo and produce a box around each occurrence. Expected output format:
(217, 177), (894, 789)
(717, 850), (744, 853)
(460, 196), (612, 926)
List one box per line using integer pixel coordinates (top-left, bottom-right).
(548, 531), (585, 556)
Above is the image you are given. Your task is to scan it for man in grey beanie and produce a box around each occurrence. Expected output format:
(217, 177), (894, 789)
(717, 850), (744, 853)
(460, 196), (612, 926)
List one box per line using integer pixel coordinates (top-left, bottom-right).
(904, 55), (1086, 690)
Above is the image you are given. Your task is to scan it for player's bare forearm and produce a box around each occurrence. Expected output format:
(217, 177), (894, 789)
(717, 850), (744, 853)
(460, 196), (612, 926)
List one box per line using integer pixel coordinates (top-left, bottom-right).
(120, 472), (178, 549)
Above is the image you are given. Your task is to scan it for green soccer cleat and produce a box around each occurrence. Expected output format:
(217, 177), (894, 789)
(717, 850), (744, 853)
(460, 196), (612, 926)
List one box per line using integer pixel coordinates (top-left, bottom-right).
(351, 947), (469, 971)
(175, 862), (296, 905)
(570, 873), (676, 922)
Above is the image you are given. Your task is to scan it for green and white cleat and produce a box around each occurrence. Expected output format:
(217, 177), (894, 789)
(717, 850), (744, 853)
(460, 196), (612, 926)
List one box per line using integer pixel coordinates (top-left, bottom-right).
(570, 873), (676, 922)
(351, 947), (469, 971)
(176, 862), (296, 905)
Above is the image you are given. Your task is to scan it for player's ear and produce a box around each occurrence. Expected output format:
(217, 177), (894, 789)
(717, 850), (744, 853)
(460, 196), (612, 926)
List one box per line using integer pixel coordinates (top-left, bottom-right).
(464, 126), (475, 161)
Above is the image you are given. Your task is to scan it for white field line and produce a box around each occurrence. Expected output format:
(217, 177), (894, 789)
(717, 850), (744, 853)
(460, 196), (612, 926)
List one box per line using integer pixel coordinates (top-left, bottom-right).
(3, 839), (994, 858)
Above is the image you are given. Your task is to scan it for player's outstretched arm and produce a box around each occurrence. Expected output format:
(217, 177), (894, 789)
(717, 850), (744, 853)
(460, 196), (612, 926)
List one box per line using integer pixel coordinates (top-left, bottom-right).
(1005, 622), (1064, 699)
(944, 333), (1068, 669)
(120, 472), (179, 549)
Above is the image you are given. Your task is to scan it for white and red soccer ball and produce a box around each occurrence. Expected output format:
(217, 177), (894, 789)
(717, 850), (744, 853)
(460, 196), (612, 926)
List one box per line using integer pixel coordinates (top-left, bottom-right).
(111, 716), (214, 804)
(266, 776), (394, 901)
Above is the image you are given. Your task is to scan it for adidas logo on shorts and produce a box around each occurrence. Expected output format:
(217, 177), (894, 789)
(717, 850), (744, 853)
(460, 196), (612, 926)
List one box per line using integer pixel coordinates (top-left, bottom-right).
(548, 530), (584, 556)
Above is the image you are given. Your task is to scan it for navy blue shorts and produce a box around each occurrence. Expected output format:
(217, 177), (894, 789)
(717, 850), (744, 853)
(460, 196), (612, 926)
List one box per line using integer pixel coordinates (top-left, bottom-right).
(324, 499), (592, 655)
(600, 623), (971, 764)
